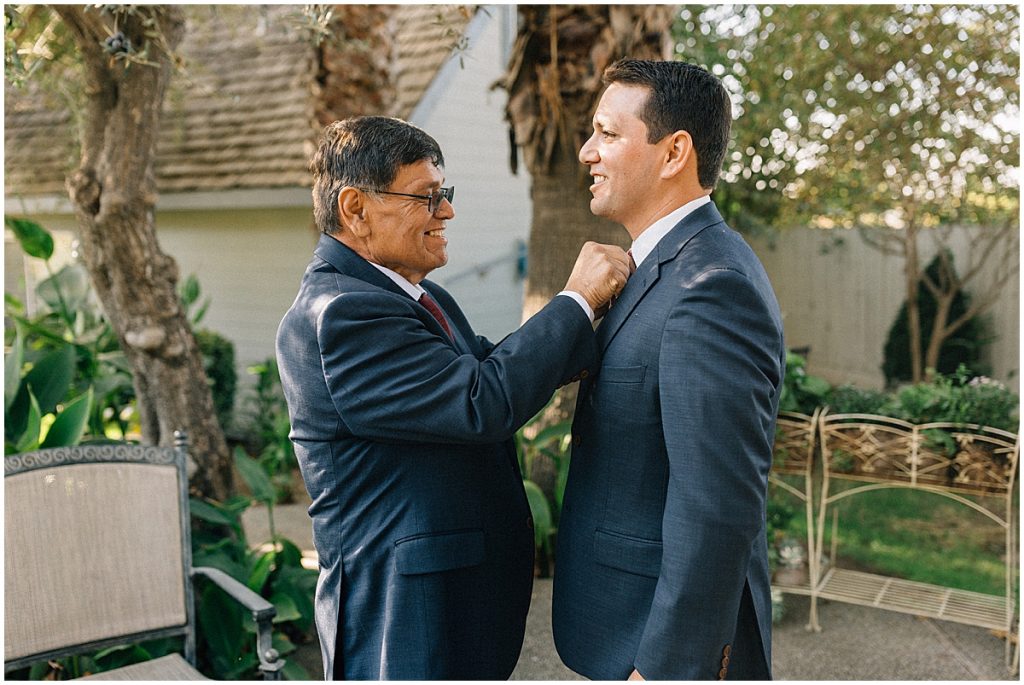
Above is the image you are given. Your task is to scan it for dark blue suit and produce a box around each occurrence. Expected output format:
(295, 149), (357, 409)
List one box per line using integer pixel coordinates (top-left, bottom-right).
(552, 202), (785, 680)
(276, 234), (597, 679)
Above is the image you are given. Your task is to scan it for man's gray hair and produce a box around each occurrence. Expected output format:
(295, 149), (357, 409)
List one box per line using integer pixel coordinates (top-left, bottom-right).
(310, 116), (444, 235)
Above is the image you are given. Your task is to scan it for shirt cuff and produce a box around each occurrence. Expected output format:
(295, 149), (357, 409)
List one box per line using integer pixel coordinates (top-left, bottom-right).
(556, 290), (595, 324)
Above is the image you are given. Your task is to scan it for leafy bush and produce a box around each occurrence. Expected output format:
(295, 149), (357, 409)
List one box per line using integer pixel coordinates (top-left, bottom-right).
(515, 394), (573, 577)
(824, 384), (894, 415)
(181, 274), (237, 431)
(243, 359), (298, 503)
(5, 217), (130, 445)
(779, 350), (831, 415)
(891, 364), (1019, 432)
(189, 449), (316, 680)
(196, 329), (236, 431)
(882, 251), (991, 386)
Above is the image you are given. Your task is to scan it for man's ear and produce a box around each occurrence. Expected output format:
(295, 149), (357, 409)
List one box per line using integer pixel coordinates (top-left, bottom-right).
(660, 130), (693, 180)
(338, 187), (370, 238)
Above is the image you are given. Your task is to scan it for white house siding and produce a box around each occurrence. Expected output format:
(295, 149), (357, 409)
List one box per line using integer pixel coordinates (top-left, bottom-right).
(5, 206), (318, 402)
(409, 5), (531, 342)
(153, 207), (318, 374)
(749, 227), (1019, 392)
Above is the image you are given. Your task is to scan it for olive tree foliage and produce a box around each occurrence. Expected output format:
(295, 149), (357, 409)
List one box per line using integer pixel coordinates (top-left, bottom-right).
(677, 4), (1019, 382)
(4, 5), (235, 499)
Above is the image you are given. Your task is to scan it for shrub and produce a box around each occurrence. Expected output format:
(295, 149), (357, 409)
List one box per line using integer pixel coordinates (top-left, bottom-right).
(825, 385), (895, 415)
(882, 251), (991, 386)
(195, 329), (236, 431)
(892, 365), (1019, 432)
(779, 350), (831, 415)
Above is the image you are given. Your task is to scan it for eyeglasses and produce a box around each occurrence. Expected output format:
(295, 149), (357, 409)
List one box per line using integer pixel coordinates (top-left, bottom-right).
(360, 186), (455, 216)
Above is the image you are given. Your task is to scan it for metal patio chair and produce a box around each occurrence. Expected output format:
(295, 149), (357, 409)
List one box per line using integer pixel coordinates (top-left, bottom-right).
(4, 433), (284, 680)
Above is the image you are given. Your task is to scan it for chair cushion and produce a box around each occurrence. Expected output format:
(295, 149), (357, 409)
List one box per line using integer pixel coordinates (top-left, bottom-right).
(78, 653), (205, 680)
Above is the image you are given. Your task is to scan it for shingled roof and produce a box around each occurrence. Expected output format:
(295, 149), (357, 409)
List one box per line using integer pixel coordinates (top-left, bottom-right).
(4, 4), (475, 199)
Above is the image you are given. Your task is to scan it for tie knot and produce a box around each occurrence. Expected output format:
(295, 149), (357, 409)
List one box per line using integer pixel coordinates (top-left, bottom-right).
(627, 249), (637, 275)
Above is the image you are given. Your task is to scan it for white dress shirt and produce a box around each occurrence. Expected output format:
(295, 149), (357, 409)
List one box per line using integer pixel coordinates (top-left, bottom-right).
(630, 195), (711, 269)
(369, 261), (594, 325)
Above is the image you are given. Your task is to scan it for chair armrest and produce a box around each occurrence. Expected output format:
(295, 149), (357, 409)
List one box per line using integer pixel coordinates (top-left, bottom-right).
(192, 566), (285, 680)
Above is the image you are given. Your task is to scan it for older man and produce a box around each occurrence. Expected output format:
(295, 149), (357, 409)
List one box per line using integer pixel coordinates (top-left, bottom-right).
(552, 59), (785, 680)
(276, 116), (630, 680)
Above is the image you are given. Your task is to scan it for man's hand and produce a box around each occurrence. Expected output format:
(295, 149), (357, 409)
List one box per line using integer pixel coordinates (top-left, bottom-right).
(564, 242), (632, 312)
(628, 668), (645, 680)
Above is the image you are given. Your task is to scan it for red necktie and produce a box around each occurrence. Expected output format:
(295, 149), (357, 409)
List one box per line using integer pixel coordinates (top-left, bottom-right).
(419, 292), (454, 340)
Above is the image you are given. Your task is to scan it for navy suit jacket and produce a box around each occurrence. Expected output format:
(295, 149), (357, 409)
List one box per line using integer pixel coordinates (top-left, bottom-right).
(552, 202), (785, 680)
(276, 234), (597, 679)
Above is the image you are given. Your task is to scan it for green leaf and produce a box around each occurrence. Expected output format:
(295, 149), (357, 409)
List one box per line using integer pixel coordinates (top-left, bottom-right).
(275, 538), (303, 568)
(6, 216), (54, 260)
(522, 479), (553, 549)
(235, 447), (276, 504)
(533, 420), (572, 445)
(196, 583), (247, 669)
(189, 497), (236, 526)
(554, 452), (571, 511)
(247, 549), (275, 592)
(801, 375), (832, 397)
(36, 263), (90, 313)
(5, 323), (24, 412)
(23, 344), (76, 415)
(282, 658), (311, 680)
(269, 591), (302, 623)
(180, 274), (200, 306)
(41, 386), (93, 448)
(14, 389), (42, 453)
(93, 644), (151, 671)
(271, 632), (298, 657)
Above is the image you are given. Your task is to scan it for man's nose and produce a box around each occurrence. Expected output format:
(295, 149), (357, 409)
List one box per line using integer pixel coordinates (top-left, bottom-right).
(579, 135), (598, 164)
(436, 197), (454, 220)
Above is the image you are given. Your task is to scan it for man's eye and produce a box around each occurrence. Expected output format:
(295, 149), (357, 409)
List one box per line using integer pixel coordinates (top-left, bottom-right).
(602, 130), (617, 139)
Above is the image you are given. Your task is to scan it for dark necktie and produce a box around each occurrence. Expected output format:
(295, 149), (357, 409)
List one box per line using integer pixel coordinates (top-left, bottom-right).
(419, 292), (454, 340)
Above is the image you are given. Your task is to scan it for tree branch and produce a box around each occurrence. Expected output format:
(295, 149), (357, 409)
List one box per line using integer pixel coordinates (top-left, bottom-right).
(53, 5), (115, 181)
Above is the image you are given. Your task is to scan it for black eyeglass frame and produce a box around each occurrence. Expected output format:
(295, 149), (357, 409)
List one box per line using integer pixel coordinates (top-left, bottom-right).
(359, 186), (455, 215)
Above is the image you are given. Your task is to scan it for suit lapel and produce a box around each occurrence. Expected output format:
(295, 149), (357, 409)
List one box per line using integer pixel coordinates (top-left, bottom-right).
(314, 233), (409, 298)
(597, 202), (725, 353)
(314, 233), (464, 350)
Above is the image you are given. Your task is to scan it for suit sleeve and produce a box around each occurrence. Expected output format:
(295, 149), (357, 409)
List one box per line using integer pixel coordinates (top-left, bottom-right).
(634, 268), (782, 679)
(317, 290), (597, 445)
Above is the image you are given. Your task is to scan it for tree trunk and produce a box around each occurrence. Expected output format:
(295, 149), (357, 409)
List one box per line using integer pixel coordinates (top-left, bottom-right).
(902, 224), (924, 383)
(55, 5), (232, 500)
(923, 292), (955, 376)
(523, 142), (626, 319)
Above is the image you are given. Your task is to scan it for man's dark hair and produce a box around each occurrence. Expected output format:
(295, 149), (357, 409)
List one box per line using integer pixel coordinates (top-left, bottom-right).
(310, 116), (444, 235)
(603, 59), (732, 190)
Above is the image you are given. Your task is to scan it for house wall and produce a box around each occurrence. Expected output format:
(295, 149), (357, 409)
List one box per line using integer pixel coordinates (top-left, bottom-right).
(409, 5), (531, 342)
(749, 226), (1020, 392)
(5, 207), (318, 404)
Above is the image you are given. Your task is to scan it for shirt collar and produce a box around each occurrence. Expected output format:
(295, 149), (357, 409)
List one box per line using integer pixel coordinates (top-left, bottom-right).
(630, 195), (712, 269)
(369, 262), (425, 300)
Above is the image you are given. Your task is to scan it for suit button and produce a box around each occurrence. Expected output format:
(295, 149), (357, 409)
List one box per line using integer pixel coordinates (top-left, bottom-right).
(722, 656), (730, 668)
(722, 645), (732, 657)
(579, 369), (589, 379)
(572, 435), (582, 446)
(526, 516), (534, 530)
(718, 667), (728, 679)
